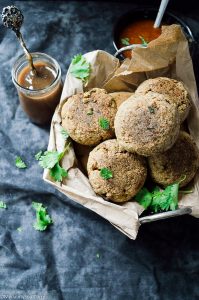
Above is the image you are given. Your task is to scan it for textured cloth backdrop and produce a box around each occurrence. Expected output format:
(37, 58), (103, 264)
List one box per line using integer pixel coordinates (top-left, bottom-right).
(0, 1), (199, 299)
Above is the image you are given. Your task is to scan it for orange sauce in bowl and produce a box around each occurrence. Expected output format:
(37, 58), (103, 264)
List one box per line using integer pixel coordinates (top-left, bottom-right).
(119, 19), (162, 58)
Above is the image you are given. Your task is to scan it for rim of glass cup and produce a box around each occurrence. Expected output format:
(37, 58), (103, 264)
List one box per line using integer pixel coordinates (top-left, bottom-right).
(12, 52), (61, 94)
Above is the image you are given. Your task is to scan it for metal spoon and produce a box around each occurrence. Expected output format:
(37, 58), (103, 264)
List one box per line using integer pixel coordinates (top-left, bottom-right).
(1, 5), (36, 75)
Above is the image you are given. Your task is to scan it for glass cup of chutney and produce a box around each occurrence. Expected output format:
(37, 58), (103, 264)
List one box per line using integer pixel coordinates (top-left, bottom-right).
(12, 52), (63, 125)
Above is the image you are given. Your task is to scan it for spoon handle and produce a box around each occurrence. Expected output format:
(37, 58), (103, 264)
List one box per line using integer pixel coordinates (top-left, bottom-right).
(15, 31), (36, 75)
(154, 0), (169, 28)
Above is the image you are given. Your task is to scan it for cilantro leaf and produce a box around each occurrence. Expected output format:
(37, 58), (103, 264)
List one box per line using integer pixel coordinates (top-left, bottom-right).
(139, 36), (148, 46)
(15, 156), (27, 169)
(50, 163), (68, 182)
(151, 183), (179, 213)
(100, 168), (113, 180)
(151, 190), (170, 212)
(38, 151), (60, 169)
(135, 183), (179, 213)
(121, 38), (130, 46)
(166, 184), (178, 211)
(38, 146), (70, 182)
(17, 227), (22, 232)
(99, 117), (110, 130)
(135, 187), (152, 209)
(60, 127), (69, 140)
(96, 253), (100, 258)
(32, 202), (53, 231)
(0, 201), (7, 209)
(35, 150), (43, 161)
(70, 54), (91, 82)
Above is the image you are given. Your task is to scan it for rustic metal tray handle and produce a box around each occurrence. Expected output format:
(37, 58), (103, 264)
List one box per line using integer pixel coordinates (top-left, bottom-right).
(139, 207), (192, 224)
(114, 44), (146, 57)
(114, 38), (196, 58)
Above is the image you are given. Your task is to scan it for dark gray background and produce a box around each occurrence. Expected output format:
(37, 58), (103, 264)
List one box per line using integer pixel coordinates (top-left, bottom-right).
(1, 1), (199, 299)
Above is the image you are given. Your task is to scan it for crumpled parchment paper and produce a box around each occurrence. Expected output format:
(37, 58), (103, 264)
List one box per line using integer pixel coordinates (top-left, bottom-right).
(44, 25), (199, 239)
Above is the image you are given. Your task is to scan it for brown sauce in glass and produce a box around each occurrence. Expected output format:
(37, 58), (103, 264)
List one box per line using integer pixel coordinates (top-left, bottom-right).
(17, 61), (62, 125)
(18, 61), (56, 90)
(119, 19), (162, 58)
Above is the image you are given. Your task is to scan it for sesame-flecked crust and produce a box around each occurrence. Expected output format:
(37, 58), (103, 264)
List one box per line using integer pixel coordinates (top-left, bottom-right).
(61, 88), (117, 146)
(148, 131), (199, 187)
(135, 77), (191, 122)
(87, 139), (147, 203)
(115, 92), (180, 156)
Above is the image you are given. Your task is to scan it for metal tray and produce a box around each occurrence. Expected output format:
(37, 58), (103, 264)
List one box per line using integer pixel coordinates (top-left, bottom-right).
(139, 207), (192, 224)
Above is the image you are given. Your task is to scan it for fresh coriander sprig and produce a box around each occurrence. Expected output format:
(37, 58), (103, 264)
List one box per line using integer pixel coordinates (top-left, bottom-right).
(32, 202), (53, 231)
(50, 163), (68, 182)
(70, 54), (91, 82)
(39, 151), (61, 169)
(150, 183), (179, 212)
(100, 168), (113, 180)
(15, 156), (27, 169)
(38, 144), (70, 182)
(135, 182), (180, 213)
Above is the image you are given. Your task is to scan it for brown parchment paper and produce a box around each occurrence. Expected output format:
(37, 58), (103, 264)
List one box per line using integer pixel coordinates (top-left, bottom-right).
(43, 24), (199, 239)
